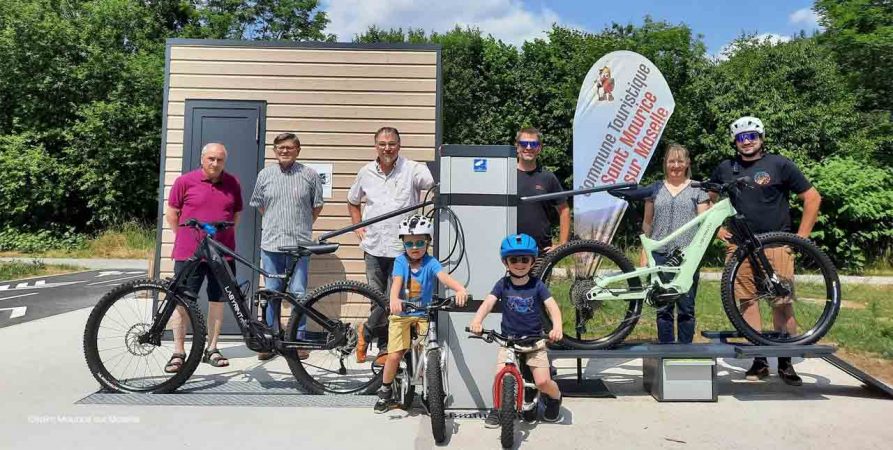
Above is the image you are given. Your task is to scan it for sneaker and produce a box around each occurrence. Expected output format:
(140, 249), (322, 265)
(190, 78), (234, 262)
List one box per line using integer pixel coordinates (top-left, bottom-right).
(778, 363), (803, 387)
(374, 385), (395, 414)
(745, 358), (769, 381)
(484, 409), (500, 429)
(521, 405), (538, 424)
(356, 323), (368, 364)
(542, 395), (562, 423)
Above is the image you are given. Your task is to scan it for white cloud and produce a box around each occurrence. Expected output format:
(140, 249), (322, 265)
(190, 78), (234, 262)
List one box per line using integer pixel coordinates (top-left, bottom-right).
(322, 0), (563, 46)
(713, 33), (792, 61)
(789, 7), (821, 30)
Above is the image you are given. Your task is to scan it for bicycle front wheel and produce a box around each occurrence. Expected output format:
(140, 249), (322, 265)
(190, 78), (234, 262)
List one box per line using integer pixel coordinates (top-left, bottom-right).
(535, 240), (643, 349)
(83, 279), (206, 393)
(721, 232), (841, 345)
(499, 374), (517, 449)
(285, 280), (386, 394)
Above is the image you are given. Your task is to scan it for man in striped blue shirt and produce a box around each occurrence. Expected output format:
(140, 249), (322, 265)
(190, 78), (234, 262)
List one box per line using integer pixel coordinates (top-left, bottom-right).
(250, 132), (324, 361)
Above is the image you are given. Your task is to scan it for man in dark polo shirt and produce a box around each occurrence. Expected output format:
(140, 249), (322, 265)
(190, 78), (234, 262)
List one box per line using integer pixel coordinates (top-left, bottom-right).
(516, 127), (570, 253)
(710, 116), (821, 386)
(164, 142), (243, 372)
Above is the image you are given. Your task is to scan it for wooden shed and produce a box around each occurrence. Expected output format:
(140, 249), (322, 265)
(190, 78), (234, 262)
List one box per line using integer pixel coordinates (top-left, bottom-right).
(153, 39), (441, 331)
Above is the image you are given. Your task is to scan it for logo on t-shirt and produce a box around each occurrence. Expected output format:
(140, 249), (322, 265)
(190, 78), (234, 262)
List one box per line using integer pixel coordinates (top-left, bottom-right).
(407, 277), (422, 300)
(506, 295), (535, 314)
(753, 171), (771, 186)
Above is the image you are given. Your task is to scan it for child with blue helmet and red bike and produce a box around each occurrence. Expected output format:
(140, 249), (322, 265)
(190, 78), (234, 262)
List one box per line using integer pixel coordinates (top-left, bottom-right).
(469, 233), (564, 426)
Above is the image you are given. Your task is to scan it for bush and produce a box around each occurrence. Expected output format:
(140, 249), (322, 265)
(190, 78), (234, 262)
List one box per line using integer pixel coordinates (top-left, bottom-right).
(803, 156), (893, 272)
(0, 134), (73, 229)
(0, 226), (86, 253)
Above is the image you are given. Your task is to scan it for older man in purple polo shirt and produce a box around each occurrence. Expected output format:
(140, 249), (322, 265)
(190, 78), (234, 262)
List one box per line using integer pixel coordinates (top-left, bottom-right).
(163, 142), (243, 373)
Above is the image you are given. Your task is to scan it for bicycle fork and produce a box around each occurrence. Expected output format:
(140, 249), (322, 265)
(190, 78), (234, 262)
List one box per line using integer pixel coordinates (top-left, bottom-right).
(493, 362), (536, 414)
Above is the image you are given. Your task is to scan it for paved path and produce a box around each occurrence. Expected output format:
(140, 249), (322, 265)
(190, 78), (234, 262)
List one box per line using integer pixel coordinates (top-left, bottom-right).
(0, 270), (147, 328)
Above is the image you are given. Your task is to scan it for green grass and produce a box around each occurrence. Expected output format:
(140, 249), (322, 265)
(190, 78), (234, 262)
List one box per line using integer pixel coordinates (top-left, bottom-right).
(0, 222), (155, 259)
(0, 260), (84, 281)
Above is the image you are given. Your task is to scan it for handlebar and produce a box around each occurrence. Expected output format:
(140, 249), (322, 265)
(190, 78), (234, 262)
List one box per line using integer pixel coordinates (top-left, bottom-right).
(180, 219), (235, 237)
(464, 327), (546, 348)
(690, 176), (753, 194)
(401, 294), (473, 313)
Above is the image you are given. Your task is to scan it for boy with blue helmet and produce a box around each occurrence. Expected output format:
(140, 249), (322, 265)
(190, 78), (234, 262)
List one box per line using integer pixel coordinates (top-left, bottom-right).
(470, 233), (564, 425)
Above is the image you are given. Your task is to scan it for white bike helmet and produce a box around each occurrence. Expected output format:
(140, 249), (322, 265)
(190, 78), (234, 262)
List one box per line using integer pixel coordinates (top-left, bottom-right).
(398, 215), (434, 239)
(729, 116), (765, 140)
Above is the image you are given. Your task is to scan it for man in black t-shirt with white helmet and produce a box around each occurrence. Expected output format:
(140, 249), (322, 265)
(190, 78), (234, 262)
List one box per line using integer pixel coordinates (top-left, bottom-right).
(710, 116), (822, 386)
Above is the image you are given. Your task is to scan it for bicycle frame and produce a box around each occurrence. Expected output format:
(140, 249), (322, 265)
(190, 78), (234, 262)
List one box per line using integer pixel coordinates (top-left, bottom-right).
(586, 198), (734, 301)
(142, 231), (342, 352)
(403, 307), (449, 403)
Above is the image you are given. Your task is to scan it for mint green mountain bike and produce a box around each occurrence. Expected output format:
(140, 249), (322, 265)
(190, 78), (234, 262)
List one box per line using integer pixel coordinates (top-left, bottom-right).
(534, 177), (841, 349)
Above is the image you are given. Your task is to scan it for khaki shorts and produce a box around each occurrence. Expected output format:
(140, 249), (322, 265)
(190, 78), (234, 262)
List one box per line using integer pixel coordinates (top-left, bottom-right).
(726, 245), (795, 306)
(387, 315), (429, 353)
(496, 339), (550, 368)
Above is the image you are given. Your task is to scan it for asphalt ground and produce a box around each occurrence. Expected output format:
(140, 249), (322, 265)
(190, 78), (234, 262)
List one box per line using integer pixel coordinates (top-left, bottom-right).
(0, 270), (147, 328)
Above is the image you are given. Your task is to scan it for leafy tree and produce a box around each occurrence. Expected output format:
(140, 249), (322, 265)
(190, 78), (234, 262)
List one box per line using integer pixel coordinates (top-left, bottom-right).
(815, 0), (893, 112)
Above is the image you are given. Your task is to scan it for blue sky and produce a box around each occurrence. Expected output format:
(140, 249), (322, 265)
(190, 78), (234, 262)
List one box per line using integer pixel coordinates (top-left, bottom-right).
(323, 0), (823, 56)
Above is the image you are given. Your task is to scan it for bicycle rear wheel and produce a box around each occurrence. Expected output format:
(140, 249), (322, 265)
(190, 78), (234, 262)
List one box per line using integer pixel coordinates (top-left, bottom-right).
(83, 279), (206, 393)
(535, 240), (643, 349)
(285, 280), (386, 394)
(721, 232), (841, 345)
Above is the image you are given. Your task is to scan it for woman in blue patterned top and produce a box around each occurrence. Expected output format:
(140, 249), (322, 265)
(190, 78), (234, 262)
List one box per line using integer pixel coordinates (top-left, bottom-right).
(640, 144), (710, 344)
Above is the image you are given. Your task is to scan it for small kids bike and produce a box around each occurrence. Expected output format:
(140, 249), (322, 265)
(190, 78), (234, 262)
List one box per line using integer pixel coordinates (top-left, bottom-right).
(390, 295), (466, 443)
(466, 327), (545, 450)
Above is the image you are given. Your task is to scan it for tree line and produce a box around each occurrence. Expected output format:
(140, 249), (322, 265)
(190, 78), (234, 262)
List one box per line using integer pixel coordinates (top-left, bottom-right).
(0, 0), (890, 270)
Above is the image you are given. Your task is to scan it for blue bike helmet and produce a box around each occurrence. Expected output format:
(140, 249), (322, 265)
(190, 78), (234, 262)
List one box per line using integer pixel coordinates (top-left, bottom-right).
(499, 234), (538, 259)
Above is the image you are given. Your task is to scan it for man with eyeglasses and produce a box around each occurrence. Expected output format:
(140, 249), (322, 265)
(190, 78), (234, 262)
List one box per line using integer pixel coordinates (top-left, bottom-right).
(516, 127), (570, 253)
(710, 116), (821, 386)
(348, 126), (435, 365)
(250, 132), (324, 361)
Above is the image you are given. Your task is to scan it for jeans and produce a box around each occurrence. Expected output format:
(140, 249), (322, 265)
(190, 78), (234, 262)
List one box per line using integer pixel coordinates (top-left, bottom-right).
(653, 251), (698, 344)
(261, 250), (310, 337)
(364, 252), (394, 349)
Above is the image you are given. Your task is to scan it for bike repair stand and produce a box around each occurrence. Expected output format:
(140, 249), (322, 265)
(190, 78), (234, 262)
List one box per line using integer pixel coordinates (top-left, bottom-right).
(548, 331), (848, 402)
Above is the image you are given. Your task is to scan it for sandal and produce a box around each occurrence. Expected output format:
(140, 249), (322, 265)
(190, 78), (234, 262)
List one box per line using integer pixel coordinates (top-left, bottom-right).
(202, 348), (229, 368)
(164, 353), (186, 374)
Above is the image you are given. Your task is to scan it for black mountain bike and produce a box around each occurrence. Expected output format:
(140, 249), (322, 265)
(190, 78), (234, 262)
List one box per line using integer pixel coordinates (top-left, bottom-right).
(83, 219), (388, 395)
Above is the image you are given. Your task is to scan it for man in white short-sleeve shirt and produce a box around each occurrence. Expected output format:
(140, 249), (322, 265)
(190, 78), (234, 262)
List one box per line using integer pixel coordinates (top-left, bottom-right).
(347, 126), (434, 365)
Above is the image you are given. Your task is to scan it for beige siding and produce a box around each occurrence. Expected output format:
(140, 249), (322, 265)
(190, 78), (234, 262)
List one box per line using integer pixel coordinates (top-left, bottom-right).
(159, 42), (438, 311)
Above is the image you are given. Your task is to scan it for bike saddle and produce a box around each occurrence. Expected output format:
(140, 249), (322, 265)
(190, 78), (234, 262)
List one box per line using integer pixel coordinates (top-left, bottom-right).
(278, 242), (340, 256)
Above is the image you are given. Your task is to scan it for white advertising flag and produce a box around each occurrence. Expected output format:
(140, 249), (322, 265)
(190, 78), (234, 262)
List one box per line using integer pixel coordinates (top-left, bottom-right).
(573, 51), (675, 243)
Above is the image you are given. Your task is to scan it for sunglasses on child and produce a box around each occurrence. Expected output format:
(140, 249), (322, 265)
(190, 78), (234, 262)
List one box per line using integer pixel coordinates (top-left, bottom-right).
(734, 131), (761, 143)
(403, 239), (429, 249)
(506, 256), (534, 264)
